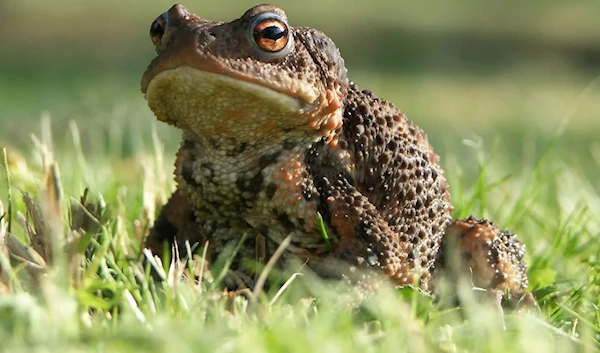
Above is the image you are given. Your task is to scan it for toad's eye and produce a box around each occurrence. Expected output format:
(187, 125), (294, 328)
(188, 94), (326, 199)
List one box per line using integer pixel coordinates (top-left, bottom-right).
(150, 11), (168, 48)
(253, 19), (288, 52)
(249, 13), (292, 57)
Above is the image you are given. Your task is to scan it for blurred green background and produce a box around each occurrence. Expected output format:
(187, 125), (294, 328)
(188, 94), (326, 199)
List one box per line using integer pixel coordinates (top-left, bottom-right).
(0, 0), (599, 173)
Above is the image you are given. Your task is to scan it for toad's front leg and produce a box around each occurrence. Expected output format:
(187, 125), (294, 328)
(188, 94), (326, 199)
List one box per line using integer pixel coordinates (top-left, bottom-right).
(309, 176), (438, 291)
(145, 189), (204, 261)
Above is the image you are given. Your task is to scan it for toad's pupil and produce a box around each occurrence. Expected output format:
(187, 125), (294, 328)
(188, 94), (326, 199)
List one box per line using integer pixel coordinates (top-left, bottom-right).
(259, 26), (287, 40)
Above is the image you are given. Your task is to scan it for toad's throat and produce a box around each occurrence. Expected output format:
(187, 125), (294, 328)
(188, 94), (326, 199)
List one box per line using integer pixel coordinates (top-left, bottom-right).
(144, 66), (321, 143)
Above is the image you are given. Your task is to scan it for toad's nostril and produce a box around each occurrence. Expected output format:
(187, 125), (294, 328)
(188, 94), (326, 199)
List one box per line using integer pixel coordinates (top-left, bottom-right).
(150, 12), (168, 48)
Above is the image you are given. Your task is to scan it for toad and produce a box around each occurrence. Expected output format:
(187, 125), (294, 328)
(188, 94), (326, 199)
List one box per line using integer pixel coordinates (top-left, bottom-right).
(141, 4), (533, 306)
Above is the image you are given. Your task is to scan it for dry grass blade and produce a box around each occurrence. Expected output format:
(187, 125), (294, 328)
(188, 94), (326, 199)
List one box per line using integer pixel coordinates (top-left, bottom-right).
(2, 200), (46, 291)
(167, 241), (183, 288)
(2, 148), (12, 234)
(67, 190), (108, 287)
(250, 235), (291, 309)
(22, 192), (51, 262)
(195, 241), (210, 292)
(16, 162), (62, 264)
(0, 200), (12, 293)
(40, 162), (65, 264)
(5, 249), (45, 288)
(66, 229), (83, 288)
(143, 248), (166, 281)
(0, 201), (5, 239)
(68, 194), (104, 250)
(269, 272), (303, 306)
(7, 181), (58, 290)
(42, 162), (63, 227)
(7, 161), (87, 289)
(71, 188), (100, 233)
(5, 235), (47, 269)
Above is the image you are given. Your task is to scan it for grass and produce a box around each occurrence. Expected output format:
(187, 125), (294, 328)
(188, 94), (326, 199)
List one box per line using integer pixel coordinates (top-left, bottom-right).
(1, 106), (600, 352)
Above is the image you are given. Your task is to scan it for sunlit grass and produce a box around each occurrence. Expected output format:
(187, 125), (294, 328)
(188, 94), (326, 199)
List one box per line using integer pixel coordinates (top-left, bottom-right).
(0, 111), (599, 352)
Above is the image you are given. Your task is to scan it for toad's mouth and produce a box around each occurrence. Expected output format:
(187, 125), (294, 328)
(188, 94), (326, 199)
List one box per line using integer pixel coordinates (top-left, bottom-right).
(144, 66), (320, 143)
(141, 51), (321, 107)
